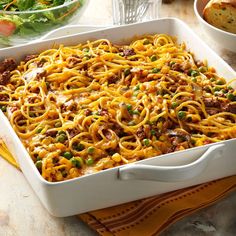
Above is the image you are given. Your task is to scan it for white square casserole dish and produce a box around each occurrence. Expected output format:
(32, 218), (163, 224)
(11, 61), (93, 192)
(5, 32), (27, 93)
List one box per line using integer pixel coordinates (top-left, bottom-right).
(0, 18), (236, 217)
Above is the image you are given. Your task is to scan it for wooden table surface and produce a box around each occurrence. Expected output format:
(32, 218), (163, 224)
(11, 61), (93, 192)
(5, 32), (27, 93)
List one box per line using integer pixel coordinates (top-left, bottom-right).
(0, 0), (236, 235)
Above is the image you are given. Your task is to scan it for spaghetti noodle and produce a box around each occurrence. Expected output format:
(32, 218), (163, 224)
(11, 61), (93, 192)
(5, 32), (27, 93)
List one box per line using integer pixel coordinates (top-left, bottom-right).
(0, 33), (236, 182)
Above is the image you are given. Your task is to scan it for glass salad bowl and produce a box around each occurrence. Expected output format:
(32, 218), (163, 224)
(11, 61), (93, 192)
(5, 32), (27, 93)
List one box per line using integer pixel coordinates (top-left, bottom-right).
(0, 0), (88, 47)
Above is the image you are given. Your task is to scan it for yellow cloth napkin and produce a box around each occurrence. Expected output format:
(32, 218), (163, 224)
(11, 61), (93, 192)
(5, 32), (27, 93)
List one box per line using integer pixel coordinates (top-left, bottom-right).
(79, 175), (236, 236)
(1, 140), (236, 236)
(0, 140), (19, 169)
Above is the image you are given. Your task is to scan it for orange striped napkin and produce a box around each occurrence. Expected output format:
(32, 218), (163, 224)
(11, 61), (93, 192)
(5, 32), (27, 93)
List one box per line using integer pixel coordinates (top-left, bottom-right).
(1, 140), (236, 236)
(79, 175), (236, 235)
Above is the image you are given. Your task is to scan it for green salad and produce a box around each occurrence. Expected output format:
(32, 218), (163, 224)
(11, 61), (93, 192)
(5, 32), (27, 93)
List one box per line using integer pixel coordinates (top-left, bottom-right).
(0, 0), (84, 44)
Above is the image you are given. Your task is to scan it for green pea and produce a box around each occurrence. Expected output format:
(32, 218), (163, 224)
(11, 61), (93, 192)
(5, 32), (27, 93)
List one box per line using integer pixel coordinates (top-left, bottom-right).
(169, 61), (175, 67)
(143, 139), (150, 146)
(62, 151), (73, 159)
(126, 104), (132, 111)
(124, 68), (131, 76)
(213, 86), (221, 92)
(150, 55), (157, 62)
(132, 110), (140, 115)
(221, 89), (227, 94)
(134, 85), (140, 91)
(0, 105), (6, 112)
(228, 86), (233, 90)
(150, 130), (156, 135)
(177, 111), (186, 120)
(70, 157), (81, 168)
(93, 111), (100, 116)
(86, 156), (94, 166)
(56, 134), (66, 143)
(227, 93), (236, 101)
(188, 69), (193, 75)
(216, 79), (224, 85)
(35, 160), (42, 171)
(152, 68), (161, 73)
(199, 66), (207, 73)
(210, 77), (216, 82)
(87, 146), (95, 154)
(191, 70), (199, 77)
(191, 139), (196, 145)
(143, 39), (150, 45)
(191, 77), (197, 83)
(45, 82), (50, 89)
(84, 55), (90, 60)
(36, 127), (43, 133)
(73, 143), (85, 151)
(29, 112), (35, 117)
(55, 121), (62, 128)
(171, 101), (178, 109)
(83, 48), (89, 52)
(58, 130), (66, 135)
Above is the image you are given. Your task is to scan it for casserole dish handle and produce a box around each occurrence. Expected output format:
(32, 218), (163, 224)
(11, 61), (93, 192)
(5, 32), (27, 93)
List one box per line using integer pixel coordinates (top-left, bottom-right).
(119, 144), (225, 182)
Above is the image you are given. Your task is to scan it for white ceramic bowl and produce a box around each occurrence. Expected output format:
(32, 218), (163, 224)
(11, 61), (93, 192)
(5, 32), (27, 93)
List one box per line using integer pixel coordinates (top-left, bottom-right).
(194, 0), (236, 52)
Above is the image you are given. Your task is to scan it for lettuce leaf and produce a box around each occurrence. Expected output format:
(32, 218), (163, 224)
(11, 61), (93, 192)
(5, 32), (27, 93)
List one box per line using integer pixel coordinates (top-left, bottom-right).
(53, 0), (65, 6)
(16, 0), (35, 11)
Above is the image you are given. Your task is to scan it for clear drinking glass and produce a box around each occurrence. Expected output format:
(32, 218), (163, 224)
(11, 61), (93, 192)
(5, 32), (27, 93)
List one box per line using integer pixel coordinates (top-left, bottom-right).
(112, 0), (162, 25)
